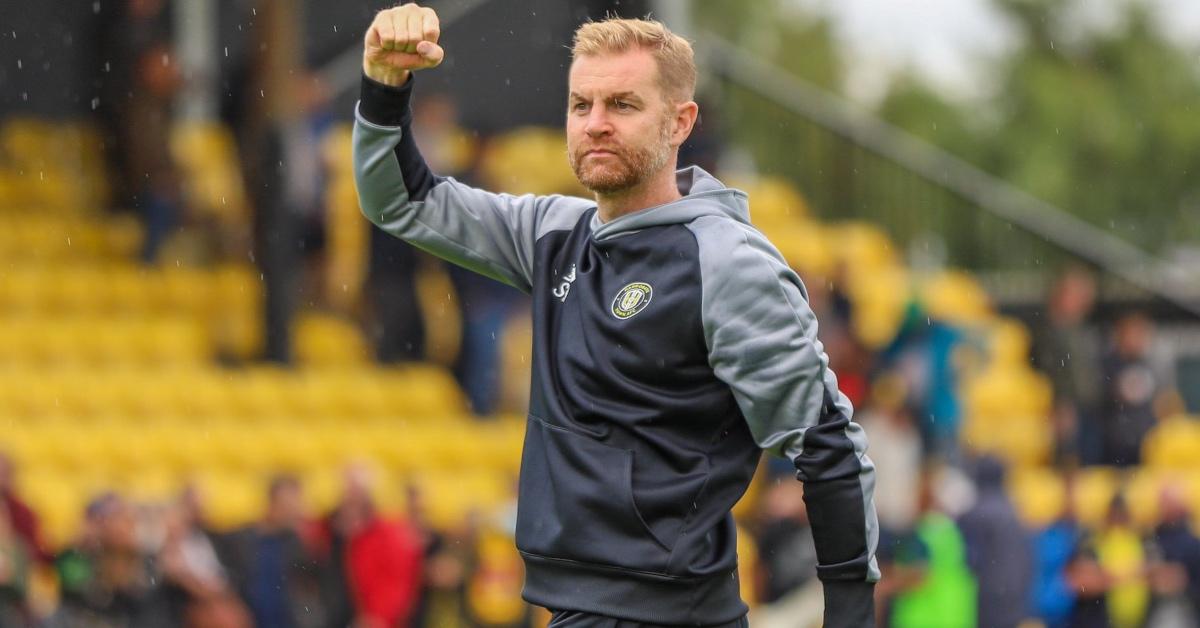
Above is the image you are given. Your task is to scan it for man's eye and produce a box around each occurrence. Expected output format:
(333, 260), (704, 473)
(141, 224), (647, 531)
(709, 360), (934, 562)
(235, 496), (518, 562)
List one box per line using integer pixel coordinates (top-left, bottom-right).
(615, 101), (632, 110)
(572, 102), (589, 112)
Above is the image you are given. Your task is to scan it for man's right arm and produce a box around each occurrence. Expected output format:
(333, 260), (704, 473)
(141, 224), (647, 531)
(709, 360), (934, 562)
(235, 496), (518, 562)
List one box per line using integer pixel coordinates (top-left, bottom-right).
(354, 4), (591, 292)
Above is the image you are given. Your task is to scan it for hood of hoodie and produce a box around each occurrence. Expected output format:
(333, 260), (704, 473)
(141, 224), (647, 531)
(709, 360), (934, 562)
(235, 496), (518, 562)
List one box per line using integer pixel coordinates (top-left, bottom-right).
(590, 166), (750, 241)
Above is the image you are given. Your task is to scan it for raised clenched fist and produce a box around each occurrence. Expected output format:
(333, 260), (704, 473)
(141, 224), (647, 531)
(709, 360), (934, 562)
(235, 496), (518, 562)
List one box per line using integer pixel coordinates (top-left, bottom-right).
(363, 3), (443, 86)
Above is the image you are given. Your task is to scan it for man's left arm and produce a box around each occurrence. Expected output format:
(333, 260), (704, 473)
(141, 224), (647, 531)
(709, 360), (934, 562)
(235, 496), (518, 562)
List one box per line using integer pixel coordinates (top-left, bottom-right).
(689, 216), (879, 628)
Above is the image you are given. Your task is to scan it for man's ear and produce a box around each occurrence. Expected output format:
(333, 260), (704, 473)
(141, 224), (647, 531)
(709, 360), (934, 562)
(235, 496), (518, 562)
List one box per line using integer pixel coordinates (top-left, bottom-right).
(672, 100), (699, 147)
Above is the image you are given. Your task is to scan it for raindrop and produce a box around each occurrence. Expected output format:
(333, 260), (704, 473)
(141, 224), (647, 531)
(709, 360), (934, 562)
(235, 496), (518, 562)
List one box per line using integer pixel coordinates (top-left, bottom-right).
(93, 1), (100, 13)
(90, 97), (99, 110)
(104, 61), (110, 72)
(252, 7), (257, 15)
(333, 25), (338, 33)
(161, 53), (169, 66)
(224, 46), (228, 57)
(16, 59), (21, 70)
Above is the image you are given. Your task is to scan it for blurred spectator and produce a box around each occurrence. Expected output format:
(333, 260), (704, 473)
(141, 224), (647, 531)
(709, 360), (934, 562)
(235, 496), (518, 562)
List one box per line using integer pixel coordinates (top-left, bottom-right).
(367, 91), (478, 366)
(824, 326), (872, 409)
(236, 0), (308, 363)
(368, 92), (523, 414)
(413, 498), (481, 627)
(220, 474), (321, 628)
(1099, 312), (1173, 466)
(287, 70), (337, 312)
(159, 493), (250, 628)
(50, 492), (167, 627)
(956, 456), (1032, 628)
(1032, 267), (1101, 466)
(1059, 505), (1115, 628)
(462, 528), (530, 627)
(751, 471), (823, 628)
(1030, 473), (1085, 627)
(103, 0), (183, 263)
(886, 466), (977, 628)
(0, 453), (49, 564)
(879, 304), (964, 457)
(0, 501), (31, 625)
(756, 470), (819, 603)
(335, 465), (423, 628)
(858, 374), (922, 536)
(1145, 482), (1200, 626)
(1094, 494), (1147, 627)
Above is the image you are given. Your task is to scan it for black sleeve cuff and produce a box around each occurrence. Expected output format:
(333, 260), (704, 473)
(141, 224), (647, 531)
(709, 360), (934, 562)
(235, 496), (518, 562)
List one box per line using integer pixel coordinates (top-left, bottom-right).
(822, 580), (875, 628)
(359, 72), (414, 127)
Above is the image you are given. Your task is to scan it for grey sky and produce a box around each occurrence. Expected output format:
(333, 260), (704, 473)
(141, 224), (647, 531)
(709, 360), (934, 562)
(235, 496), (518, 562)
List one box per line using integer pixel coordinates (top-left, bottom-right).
(793, 0), (1200, 103)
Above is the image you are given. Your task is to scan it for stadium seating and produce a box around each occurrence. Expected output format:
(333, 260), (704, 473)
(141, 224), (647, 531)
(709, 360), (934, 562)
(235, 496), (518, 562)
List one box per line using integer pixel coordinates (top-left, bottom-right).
(7, 114), (1197, 560)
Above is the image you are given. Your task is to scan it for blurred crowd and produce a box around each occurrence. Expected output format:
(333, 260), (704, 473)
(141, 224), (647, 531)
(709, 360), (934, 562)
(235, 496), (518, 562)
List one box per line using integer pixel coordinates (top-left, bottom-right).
(0, 454), (542, 628)
(740, 263), (1190, 628)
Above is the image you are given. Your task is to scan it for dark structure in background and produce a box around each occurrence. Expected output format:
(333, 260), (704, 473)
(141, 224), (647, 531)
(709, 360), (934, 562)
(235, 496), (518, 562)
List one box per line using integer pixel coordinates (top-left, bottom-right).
(0, 0), (645, 371)
(0, 0), (649, 124)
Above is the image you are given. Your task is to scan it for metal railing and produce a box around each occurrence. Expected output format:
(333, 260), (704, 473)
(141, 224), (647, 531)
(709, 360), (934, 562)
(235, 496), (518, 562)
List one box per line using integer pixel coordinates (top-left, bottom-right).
(698, 33), (1200, 317)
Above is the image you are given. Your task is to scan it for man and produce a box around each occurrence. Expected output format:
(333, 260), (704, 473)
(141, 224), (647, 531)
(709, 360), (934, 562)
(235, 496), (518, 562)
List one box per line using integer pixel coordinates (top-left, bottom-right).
(221, 475), (320, 628)
(353, 5), (878, 626)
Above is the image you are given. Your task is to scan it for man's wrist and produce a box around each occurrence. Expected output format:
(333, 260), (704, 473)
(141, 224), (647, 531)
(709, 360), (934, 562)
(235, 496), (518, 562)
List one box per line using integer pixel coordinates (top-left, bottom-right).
(822, 580), (875, 628)
(358, 72), (415, 127)
(363, 63), (411, 87)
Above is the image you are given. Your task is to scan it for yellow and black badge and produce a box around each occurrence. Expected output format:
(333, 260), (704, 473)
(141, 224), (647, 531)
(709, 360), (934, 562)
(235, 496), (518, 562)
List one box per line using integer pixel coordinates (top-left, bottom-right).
(611, 282), (653, 320)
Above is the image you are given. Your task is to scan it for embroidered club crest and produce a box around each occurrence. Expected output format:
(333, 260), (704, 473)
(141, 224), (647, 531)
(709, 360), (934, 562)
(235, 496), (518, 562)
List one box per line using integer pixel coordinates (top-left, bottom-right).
(611, 282), (652, 319)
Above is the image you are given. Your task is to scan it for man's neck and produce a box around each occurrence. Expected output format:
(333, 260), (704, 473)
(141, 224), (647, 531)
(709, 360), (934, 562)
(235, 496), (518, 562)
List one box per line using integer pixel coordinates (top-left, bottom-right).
(595, 165), (681, 223)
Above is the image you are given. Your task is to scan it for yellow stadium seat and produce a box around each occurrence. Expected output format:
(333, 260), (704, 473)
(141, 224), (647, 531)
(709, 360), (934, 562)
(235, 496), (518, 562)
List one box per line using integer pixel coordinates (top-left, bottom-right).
(169, 122), (250, 226)
(727, 175), (812, 228)
(846, 266), (910, 348)
(1142, 417), (1200, 470)
(963, 365), (1053, 424)
(17, 470), (87, 549)
(194, 470), (265, 531)
(416, 470), (511, 530)
(480, 127), (583, 196)
(1073, 467), (1121, 529)
(829, 222), (899, 273)
(1009, 467), (1065, 527)
(962, 415), (1053, 468)
(919, 271), (994, 326)
(766, 221), (835, 278)
(294, 314), (371, 367)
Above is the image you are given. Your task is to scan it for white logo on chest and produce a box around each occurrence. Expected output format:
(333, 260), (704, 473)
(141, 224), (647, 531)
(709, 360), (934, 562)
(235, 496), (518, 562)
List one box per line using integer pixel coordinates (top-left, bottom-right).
(551, 264), (577, 302)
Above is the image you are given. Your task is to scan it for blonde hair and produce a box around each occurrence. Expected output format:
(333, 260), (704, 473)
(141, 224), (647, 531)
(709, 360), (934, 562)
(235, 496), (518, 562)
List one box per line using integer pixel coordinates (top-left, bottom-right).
(571, 18), (696, 104)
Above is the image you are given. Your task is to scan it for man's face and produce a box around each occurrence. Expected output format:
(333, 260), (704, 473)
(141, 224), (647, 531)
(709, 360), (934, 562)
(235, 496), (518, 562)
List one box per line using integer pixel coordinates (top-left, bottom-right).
(567, 49), (680, 194)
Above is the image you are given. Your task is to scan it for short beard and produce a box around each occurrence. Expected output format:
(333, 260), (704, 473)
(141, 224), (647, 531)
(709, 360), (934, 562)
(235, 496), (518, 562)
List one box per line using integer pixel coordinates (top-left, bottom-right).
(569, 117), (673, 195)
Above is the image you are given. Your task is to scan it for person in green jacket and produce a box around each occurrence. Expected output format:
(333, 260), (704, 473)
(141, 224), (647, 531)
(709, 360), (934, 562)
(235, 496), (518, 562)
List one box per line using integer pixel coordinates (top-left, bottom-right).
(890, 468), (977, 628)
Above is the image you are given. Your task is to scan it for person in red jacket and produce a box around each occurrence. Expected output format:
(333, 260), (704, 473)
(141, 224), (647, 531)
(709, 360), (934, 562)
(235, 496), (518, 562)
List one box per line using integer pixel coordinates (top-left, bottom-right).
(0, 454), (49, 564)
(337, 465), (423, 628)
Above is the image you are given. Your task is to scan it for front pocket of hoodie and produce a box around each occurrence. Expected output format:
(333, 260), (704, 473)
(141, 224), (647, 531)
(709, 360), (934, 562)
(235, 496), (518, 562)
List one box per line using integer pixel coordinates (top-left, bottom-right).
(515, 417), (673, 574)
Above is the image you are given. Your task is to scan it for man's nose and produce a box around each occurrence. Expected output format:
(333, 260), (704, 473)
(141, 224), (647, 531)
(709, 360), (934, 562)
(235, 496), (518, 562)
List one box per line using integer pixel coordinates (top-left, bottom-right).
(584, 107), (612, 137)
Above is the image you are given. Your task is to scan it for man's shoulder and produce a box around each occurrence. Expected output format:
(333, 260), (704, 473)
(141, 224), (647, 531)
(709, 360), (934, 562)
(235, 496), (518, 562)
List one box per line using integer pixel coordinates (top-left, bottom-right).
(686, 214), (787, 271)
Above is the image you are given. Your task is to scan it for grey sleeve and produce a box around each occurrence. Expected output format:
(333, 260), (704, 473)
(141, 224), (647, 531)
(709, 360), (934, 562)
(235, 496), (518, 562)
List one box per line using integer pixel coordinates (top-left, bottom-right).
(352, 75), (591, 293)
(688, 216), (879, 627)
